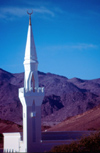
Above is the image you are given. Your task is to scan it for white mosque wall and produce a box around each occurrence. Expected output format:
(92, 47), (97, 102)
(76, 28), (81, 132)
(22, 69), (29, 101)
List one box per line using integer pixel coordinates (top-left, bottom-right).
(3, 133), (21, 152)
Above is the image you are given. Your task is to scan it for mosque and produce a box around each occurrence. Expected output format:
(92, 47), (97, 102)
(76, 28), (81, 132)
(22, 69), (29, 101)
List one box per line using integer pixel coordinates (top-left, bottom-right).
(3, 12), (71, 152)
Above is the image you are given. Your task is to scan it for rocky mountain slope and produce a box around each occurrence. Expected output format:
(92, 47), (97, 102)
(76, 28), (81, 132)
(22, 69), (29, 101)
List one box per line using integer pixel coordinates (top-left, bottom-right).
(0, 68), (100, 126)
(48, 104), (100, 131)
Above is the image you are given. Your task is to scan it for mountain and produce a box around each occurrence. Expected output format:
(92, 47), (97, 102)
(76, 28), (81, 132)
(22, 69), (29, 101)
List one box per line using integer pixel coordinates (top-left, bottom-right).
(48, 104), (100, 131)
(0, 68), (100, 126)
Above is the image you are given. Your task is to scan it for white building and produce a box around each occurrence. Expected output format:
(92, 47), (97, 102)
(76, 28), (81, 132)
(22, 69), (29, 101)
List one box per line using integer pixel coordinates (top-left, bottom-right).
(3, 12), (73, 153)
(3, 12), (44, 152)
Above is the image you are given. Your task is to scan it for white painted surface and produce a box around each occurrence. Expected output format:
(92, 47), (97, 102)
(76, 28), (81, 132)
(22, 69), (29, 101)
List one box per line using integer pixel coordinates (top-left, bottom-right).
(3, 133), (21, 152)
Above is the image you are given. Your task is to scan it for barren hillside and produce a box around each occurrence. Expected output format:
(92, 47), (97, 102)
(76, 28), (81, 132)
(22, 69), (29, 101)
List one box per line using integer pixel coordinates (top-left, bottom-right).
(48, 104), (100, 131)
(0, 68), (100, 125)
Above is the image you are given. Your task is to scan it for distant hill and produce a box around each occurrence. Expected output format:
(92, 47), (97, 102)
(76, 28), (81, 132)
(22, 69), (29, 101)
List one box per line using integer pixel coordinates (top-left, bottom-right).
(48, 104), (100, 131)
(0, 119), (22, 133)
(0, 68), (100, 126)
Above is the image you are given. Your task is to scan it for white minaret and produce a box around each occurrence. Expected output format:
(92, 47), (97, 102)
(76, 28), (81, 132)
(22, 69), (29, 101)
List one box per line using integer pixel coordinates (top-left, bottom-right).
(19, 11), (44, 152)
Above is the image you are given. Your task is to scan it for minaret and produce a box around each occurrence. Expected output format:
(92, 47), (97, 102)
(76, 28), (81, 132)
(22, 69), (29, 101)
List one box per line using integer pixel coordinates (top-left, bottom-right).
(24, 11), (38, 91)
(19, 11), (44, 152)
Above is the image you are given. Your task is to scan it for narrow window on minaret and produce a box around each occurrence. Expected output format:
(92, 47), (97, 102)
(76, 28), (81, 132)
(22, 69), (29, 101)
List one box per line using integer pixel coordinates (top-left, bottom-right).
(32, 100), (36, 142)
(31, 74), (35, 92)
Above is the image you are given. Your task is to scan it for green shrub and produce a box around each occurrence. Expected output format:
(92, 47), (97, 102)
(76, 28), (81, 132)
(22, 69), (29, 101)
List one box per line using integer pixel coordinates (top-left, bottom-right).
(49, 132), (100, 153)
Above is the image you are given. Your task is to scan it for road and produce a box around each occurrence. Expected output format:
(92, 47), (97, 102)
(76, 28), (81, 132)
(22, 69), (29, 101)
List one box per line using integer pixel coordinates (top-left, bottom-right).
(42, 131), (95, 140)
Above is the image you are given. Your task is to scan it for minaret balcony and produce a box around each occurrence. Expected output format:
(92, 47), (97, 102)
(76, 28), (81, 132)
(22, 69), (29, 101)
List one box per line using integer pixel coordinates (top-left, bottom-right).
(19, 87), (44, 106)
(19, 87), (44, 97)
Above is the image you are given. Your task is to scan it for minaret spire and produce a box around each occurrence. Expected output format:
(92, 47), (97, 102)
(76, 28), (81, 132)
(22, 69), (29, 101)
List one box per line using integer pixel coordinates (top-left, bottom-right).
(24, 10), (38, 92)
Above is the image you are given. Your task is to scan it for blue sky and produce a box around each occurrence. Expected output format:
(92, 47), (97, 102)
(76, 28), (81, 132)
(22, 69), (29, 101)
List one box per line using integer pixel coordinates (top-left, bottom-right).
(0, 0), (100, 80)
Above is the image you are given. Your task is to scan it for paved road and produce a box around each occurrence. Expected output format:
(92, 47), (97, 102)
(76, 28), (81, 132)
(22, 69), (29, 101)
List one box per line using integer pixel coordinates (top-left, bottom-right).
(42, 131), (95, 140)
